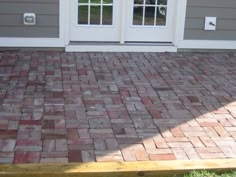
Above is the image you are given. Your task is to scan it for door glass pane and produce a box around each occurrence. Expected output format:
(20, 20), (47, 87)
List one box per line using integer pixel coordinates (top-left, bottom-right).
(145, 0), (155, 5)
(133, 0), (167, 26)
(103, 6), (113, 25)
(78, 5), (88, 24)
(78, 0), (113, 25)
(157, 0), (167, 5)
(133, 6), (143, 25)
(145, 7), (155, 25)
(90, 6), (101, 25)
(134, 0), (144, 5)
(103, 0), (113, 4)
(156, 6), (167, 25)
(91, 0), (101, 3)
(79, 0), (88, 3)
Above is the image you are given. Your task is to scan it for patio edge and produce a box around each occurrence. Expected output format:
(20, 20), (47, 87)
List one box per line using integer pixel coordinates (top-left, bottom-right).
(0, 159), (236, 177)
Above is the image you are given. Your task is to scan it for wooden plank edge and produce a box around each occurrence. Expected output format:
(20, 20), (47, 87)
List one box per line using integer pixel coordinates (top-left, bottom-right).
(0, 159), (236, 177)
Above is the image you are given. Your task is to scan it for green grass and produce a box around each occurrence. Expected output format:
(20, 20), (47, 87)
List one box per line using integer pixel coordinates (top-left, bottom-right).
(182, 170), (236, 177)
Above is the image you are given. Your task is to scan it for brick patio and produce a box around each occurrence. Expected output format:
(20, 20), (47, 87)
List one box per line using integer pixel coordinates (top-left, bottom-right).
(0, 51), (236, 164)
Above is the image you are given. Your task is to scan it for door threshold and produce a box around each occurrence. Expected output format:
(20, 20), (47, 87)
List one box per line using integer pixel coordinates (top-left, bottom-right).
(66, 42), (177, 52)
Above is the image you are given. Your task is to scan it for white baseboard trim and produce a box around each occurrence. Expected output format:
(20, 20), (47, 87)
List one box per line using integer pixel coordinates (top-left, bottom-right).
(2, 38), (236, 51)
(0, 38), (65, 48)
(66, 44), (177, 52)
(178, 40), (236, 50)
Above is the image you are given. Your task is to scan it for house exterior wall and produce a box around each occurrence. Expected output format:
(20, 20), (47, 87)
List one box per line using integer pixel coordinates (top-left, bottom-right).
(184, 0), (236, 40)
(1, 0), (236, 50)
(0, 0), (59, 38)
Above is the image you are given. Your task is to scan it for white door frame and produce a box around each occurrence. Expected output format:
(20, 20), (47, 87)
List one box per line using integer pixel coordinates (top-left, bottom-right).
(65, 0), (188, 48)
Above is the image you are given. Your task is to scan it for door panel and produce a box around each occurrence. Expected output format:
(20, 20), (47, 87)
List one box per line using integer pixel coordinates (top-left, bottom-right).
(70, 0), (120, 42)
(125, 0), (176, 42)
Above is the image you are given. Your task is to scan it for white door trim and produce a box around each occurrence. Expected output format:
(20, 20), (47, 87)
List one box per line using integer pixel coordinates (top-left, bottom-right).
(119, 0), (127, 44)
(173, 0), (187, 46)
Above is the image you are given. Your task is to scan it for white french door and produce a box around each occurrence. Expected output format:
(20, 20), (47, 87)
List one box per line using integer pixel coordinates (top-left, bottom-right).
(69, 0), (176, 43)
(125, 0), (176, 42)
(69, 0), (121, 42)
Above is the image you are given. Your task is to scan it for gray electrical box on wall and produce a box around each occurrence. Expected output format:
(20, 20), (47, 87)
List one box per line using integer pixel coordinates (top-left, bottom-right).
(23, 13), (36, 25)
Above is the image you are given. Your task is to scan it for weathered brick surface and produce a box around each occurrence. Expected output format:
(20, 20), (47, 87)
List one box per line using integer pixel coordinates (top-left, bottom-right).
(0, 51), (236, 163)
(68, 150), (82, 162)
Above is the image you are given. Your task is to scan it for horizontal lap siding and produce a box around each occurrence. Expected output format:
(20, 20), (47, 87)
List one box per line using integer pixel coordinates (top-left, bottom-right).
(184, 0), (236, 40)
(0, 0), (59, 38)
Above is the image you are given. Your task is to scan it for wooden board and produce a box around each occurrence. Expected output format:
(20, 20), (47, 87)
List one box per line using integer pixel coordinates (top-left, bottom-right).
(0, 159), (236, 177)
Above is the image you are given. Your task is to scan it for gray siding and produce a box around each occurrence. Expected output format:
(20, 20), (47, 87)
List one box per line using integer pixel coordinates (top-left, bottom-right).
(184, 0), (236, 40)
(0, 0), (59, 38)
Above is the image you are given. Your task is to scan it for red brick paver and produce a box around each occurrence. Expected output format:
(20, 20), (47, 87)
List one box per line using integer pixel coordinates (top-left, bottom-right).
(0, 51), (236, 164)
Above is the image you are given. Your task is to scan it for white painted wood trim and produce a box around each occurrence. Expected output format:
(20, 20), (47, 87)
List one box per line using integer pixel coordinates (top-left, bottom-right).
(64, 0), (70, 46)
(66, 45), (177, 52)
(178, 40), (236, 49)
(60, 0), (69, 46)
(59, 0), (65, 40)
(119, 0), (126, 44)
(174, 0), (187, 45)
